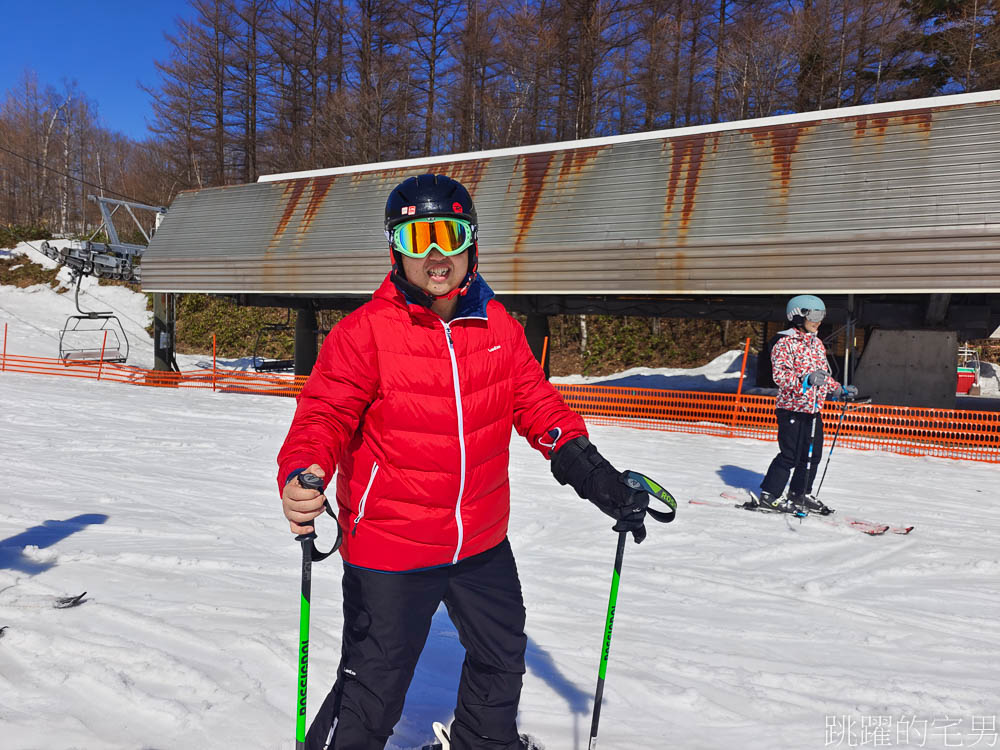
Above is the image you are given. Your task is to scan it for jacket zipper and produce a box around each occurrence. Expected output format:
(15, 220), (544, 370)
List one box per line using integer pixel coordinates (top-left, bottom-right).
(442, 321), (467, 564)
(351, 461), (380, 537)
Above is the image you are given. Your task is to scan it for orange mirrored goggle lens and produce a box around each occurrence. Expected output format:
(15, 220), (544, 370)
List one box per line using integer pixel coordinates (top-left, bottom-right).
(393, 218), (474, 258)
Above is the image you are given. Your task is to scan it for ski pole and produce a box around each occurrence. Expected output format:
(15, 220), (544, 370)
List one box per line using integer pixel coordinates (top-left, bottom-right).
(294, 472), (341, 750)
(589, 472), (676, 750)
(814, 395), (872, 499)
(814, 398), (847, 500)
(803, 385), (821, 495)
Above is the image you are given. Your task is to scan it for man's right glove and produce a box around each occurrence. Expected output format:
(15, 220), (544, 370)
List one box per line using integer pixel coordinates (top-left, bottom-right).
(834, 384), (859, 400)
(550, 436), (649, 543)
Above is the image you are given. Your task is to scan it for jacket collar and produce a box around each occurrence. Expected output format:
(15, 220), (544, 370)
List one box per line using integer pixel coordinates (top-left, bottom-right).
(374, 272), (494, 321)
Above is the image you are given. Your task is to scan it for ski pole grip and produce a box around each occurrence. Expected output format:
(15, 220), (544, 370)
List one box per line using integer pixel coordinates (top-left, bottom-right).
(294, 472), (325, 542)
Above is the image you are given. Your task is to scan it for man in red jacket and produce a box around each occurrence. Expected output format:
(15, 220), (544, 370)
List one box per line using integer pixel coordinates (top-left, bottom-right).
(277, 173), (648, 750)
(753, 294), (856, 515)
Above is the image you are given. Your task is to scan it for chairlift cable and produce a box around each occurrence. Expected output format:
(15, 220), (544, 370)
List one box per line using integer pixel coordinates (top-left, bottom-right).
(0, 144), (145, 204)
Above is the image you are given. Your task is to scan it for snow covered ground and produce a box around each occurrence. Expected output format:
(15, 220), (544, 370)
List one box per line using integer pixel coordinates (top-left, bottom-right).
(2, 373), (998, 750)
(2, 244), (999, 750)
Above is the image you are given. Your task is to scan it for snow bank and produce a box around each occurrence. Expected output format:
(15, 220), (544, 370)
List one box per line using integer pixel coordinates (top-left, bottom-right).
(551, 349), (759, 393)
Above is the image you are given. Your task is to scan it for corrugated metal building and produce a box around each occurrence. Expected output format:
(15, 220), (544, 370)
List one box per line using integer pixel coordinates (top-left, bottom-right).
(144, 90), (1000, 299)
(141, 91), (1000, 404)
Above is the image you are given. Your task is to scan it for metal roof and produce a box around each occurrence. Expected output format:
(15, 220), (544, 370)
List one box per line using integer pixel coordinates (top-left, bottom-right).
(142, 90), (1000, 295)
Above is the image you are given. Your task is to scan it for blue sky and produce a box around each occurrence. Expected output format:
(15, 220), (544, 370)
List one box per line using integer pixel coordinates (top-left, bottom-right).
(0, 0), (190, 140)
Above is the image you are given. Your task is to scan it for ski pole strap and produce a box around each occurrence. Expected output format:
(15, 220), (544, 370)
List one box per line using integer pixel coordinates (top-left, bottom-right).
(622, 471), (677, 523)
(295, 473), (343, 562)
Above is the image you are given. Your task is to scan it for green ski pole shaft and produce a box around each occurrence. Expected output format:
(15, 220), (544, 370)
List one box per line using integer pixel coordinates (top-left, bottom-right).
(293, 471), (328, 750)
(589, 530), (627, 750)
(295, 531), (315, 750)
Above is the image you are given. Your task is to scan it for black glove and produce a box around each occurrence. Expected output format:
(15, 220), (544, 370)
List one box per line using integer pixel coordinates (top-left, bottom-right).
(550, 436), (648, 543)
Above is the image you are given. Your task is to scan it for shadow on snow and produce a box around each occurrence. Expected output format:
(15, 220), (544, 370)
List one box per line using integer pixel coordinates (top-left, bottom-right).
(396, 605), (590, 747)
(0, 514), (109, 574)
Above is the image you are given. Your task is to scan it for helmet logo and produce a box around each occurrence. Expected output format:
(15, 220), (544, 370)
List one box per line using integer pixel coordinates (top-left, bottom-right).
(403, 205), (416, 215)
(452, 202), (463, 213)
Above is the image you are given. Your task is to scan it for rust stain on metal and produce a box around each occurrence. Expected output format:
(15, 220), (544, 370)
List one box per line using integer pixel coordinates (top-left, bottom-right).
(751, 125), (805, 197)
(672, 251), (687, 291)
(854, 115), (889, 138)
(437, 159), (489, 194)
(901, 111), (933, 134)
(663, 135), (709, 242)
(680, 136), (708, 232)
(557, 145), (607, 184)
(512, 152), (554, 251)
(301, 176), (337, 233)
(271, 180), (310, 246)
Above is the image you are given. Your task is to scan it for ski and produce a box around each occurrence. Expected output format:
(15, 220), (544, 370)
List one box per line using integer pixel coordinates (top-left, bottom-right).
(690, 492), (913, 536)
(721, 490), (915, 535)
(54, 592), (88, 609)
(3, 591), (89, 610)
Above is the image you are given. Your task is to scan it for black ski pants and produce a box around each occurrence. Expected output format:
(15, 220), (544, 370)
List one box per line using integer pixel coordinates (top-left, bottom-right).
(306, 538), (527, 750)
(761, 408), (824, 497)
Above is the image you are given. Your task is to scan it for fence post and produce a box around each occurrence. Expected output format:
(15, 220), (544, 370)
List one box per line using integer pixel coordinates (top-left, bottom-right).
(540, 336), (549, 373)
(212, 334), (217, 393)
(2, 322), (6, 372)
(729, 337), (752, 431)
(97, 330), (108, 381)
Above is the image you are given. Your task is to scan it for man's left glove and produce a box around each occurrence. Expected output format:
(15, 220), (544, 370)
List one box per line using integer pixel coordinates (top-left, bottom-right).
(550, 436), (649, 543)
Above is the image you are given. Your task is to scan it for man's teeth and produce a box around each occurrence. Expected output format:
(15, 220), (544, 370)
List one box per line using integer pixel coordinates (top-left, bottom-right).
(428, 267), (450, 278)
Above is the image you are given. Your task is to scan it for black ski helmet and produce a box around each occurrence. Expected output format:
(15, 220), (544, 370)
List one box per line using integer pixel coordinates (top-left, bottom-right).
(384, 173), (479, 305)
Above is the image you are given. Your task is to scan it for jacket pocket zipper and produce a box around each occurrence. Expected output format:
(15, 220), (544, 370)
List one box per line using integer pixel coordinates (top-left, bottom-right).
(352, 462), (380, 537)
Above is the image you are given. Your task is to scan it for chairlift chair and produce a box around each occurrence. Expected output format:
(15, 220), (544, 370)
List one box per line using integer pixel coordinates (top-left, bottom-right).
(957, 344), (981, 395)
(252, 309), (296, 372)
(59, 271), (129, 364)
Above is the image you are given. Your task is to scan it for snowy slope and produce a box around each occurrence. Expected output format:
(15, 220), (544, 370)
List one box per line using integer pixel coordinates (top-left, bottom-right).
(2, 374), (999, 750)
(2, 247), (999, 750)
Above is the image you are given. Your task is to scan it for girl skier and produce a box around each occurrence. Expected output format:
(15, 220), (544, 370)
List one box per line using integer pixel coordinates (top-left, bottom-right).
(754, 294), (857, 514)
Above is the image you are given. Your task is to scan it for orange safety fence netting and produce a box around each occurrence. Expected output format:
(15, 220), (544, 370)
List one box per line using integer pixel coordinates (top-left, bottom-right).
(2, 338), (998, 464)
(0, 351), (308, 397)
(553, 384), (1000, 463)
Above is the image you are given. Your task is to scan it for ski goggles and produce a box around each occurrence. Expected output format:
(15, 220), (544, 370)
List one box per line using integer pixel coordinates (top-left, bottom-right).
(389, 217), (475, 258)
(802, 309), (826, 323)
(792, 307), (826, 323)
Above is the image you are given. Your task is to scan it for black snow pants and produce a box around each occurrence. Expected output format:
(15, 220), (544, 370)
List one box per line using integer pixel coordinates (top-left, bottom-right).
(761, 408), (824, 497)
(305, 538), (527, 750)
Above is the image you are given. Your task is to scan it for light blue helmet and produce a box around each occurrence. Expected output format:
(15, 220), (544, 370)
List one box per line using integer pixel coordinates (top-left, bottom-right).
(786, 294), (826, 323)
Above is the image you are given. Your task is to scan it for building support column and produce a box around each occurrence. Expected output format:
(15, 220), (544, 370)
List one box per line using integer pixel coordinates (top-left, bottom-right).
(524, 313), (551, 379)
(153, 292), (176, 372)
(295, 308), (319, 377)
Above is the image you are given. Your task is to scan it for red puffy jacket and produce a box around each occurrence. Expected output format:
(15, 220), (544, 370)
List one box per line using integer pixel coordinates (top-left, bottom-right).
(277, 274), (587, 572)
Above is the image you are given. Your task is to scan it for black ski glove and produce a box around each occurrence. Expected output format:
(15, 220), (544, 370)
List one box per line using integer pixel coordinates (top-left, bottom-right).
(550, 436), (648, 543)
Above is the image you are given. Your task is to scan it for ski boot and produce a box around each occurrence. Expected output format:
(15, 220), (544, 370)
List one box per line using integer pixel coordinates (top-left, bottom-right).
(746, 491), (803, 515)
(788, 492), (835, 516)
(422, 722), (545, 750)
